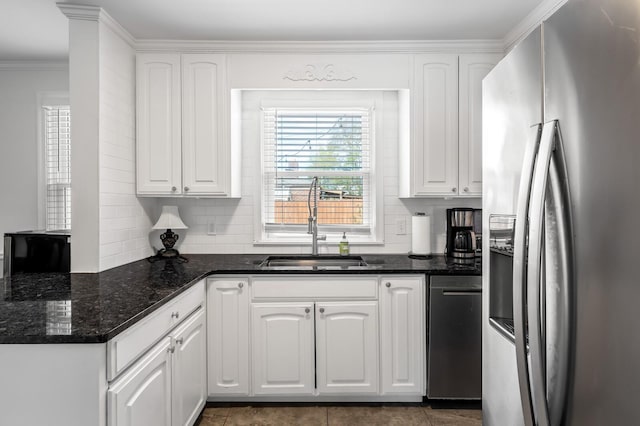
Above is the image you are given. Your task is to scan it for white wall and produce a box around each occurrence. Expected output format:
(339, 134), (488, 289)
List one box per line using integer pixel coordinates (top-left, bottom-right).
(0, 64), (69, 243)
(97, 18), (154, 271)
(62, 5), (155, 272)
(171, 89), (480, 256)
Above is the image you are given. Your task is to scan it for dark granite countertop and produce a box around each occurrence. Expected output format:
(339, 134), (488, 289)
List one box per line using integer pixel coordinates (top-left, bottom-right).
(0, 253), (480, 344)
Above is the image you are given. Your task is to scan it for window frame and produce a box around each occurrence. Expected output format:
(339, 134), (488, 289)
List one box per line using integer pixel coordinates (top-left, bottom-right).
(254, 94), (384, 246)
(37, 92), (71, 231)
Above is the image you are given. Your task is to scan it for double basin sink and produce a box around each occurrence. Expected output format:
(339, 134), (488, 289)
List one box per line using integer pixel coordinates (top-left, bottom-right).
(259, 255), (368, 270)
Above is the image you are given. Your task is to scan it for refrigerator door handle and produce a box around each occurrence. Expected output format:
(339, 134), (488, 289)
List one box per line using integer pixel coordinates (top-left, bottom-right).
(527, 119), (574, 426)
(513, 124), (542, 426)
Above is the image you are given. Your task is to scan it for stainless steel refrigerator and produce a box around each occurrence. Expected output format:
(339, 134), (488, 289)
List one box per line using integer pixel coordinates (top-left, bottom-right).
(482, 0), (640, 424)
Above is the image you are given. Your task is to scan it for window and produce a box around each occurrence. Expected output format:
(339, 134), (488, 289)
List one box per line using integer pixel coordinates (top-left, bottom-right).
(261, 106), (375, 242)
(43, 105), (71, 231)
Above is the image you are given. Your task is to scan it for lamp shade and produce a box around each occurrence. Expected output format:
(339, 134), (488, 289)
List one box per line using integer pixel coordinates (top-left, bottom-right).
(152, 206), (188, 230)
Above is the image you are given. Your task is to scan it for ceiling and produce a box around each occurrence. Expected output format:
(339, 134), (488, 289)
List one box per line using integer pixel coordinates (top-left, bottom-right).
(1, 0), (545, 61)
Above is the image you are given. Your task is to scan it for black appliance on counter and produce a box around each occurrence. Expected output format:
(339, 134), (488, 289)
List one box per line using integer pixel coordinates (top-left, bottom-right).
(3, 231), (70, 276)
(445, 208), (482, 261)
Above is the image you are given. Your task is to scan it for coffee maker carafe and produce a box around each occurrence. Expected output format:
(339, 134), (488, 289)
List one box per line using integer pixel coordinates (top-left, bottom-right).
(446, 208), (479, 261)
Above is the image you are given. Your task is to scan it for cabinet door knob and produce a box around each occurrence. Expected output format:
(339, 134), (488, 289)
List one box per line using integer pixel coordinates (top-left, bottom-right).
(319, 307), (325, 314)
(184, 186), (190, 192)
(167, 346), (175, 354)
(385, 282), (391, 288)
(463, 187), (469, 192)
(452, 187), (457, 193)
(238, 282), (244, 288)
(175, 337), (184, 345)
(171, 186), (177, 192)
(305, 307), (310, 314)
(171, 312), (179, 319)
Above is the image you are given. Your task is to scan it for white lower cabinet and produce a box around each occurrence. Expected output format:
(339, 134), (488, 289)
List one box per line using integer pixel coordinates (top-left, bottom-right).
(315, 302), (379, 394)
(208, 275), (424, 401)
(207, 278), (249, 395)
(172, 309), (207, 426)
(251, 303), (315, 395)
(108, 337), (173, 426)
(380, 277), (425, 394)
(108, 282), (206, 426)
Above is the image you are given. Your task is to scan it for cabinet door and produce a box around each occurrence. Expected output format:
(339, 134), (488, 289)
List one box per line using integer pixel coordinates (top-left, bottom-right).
(458, 54), (501, 196)
(380, 277), (425, 394)
(412, 54), (459, 196)
(136, 53), (182, 195)
(172, 309), (206, 426)
(108, 337), (172, 426)
(181, 54), (228, 195)
(207, 279), (249, 395)
(251, 303), (315, 395)
(315, 302), (378, 394)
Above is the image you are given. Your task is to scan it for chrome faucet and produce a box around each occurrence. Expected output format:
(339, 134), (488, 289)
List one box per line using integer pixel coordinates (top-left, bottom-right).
(307, 176), (326, 256)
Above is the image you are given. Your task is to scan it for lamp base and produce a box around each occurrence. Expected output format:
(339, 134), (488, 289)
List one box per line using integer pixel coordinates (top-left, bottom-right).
(147, 248), (189, 264)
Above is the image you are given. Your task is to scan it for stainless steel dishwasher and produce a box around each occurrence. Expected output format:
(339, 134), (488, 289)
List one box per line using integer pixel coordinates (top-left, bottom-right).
(428, 275), (482, 399)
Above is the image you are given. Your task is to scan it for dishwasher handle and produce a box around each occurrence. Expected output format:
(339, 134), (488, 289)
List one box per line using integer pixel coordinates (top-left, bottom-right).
(440, 289), (482, 296)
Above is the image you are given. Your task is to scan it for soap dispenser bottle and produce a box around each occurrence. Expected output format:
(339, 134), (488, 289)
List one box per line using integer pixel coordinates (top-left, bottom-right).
(339, 232), (350, 256)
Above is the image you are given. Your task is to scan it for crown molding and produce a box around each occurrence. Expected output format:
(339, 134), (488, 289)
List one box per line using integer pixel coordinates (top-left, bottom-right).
(135, 39), (504, 54)
(56, 3), (101, 21)
(502, 0), (568, 52)
(57, 3), (135, 48)
(0, 61), (69, 71)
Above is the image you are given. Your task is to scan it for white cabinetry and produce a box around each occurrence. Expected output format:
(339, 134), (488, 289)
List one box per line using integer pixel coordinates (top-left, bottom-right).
(207, 278), (249, 396)
(136, 53), (236, 197)
(401, 53), (500, 197)
(108, 337), (173, 426)
(136, 54), (181, 195)
(458, 54), (503, 196)
(251, 303), (315, 395)
(172, 309), (207, 426)
(107, 282), (206, 426)
(315, 302), (378, 394)
(208, 275), (424, 401)
(410, 54), (459, 196)
(379, 277), (425, 394)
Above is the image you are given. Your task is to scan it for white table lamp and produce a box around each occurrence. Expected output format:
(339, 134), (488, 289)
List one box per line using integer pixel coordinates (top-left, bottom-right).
(152, 206), (188, 260)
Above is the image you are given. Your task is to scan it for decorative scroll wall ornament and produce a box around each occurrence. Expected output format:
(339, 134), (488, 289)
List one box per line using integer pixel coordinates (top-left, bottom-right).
(283, 63), (357, 82)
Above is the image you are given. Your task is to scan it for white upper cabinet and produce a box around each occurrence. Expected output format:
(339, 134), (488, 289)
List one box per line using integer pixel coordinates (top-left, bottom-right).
(400, 53), (501, 197)
(137, 53), (237, 197)
(136, 54), (182, 195)
(458, 54), (503, 196)
(411, 54), (459, 196)
(181, 54), (228, 195)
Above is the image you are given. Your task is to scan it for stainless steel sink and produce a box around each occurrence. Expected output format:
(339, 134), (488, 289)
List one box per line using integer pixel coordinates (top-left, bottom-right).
(260, 255), (368, 269)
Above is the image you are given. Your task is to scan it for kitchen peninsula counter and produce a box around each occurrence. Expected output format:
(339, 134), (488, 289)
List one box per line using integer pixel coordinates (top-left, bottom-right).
(0, 254), (480, 344)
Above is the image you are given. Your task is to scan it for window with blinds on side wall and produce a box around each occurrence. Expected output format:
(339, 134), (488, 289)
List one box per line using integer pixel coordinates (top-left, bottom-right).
(261, 107), (373, 240)
(43, 106), (71, 231)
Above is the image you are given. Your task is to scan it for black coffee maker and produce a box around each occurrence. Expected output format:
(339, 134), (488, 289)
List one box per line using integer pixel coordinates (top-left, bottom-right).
(446, 208), (481, 261)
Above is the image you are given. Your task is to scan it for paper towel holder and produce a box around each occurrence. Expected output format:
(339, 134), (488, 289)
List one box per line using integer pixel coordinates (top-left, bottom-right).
(409, 212), (433, 259)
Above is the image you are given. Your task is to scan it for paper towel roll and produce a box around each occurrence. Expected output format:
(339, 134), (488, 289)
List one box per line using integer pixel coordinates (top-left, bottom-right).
(411, 214), (431, 255)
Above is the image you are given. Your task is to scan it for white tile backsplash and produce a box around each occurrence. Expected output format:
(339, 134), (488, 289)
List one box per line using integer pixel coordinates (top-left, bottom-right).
(97, 21), (154, 271)
(173, 89), (481, 256)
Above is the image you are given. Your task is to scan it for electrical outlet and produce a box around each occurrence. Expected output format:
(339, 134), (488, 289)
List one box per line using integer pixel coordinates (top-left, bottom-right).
(207, 219), (216, 235)
(396, 217), (407, 235)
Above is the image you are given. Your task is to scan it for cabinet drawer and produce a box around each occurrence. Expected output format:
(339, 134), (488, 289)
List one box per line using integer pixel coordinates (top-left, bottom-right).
(107, 281), (205, 381)
(252, 276), (378, 300)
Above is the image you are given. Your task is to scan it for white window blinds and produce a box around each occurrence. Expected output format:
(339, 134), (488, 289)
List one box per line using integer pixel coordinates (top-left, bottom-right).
(262, 108), (372, 237)
(43, 106), (71, 231)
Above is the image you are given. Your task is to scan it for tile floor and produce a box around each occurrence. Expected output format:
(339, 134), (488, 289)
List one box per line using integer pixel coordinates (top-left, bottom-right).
(196, 404), (482, 426)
